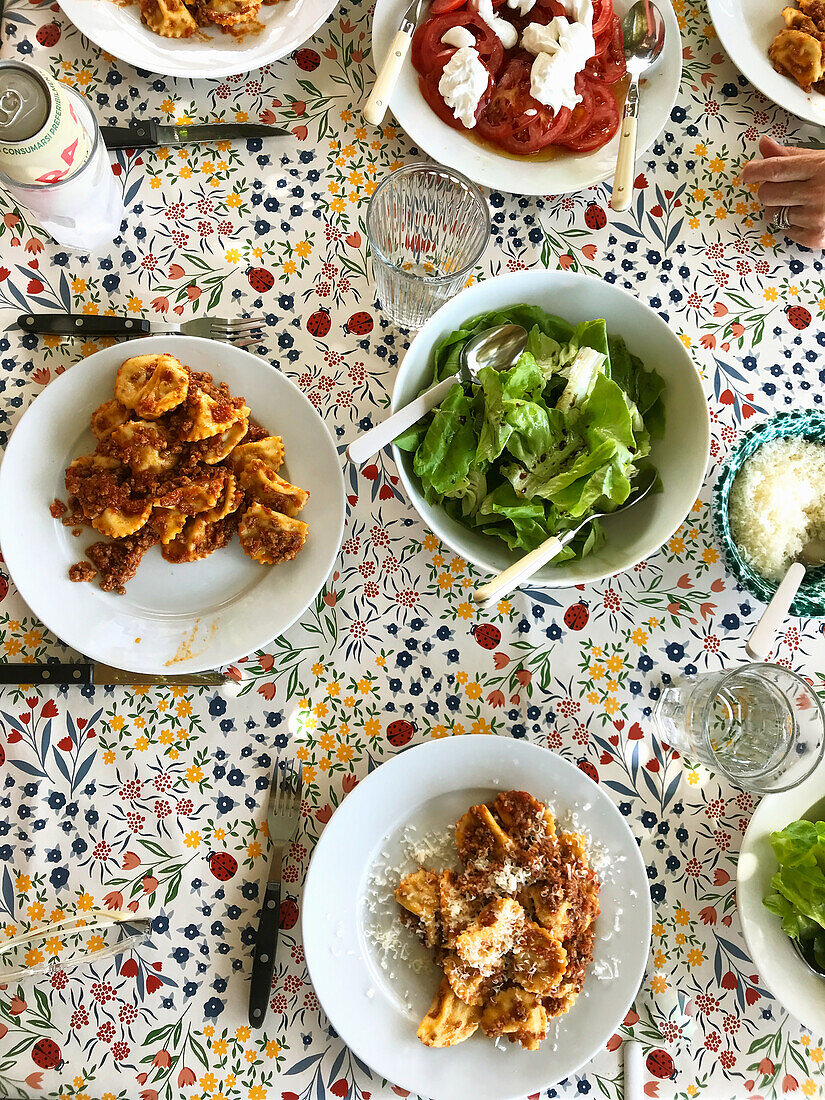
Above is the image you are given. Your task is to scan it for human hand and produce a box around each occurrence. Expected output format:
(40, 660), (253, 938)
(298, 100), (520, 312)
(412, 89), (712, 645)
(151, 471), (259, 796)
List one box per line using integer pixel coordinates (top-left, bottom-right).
(741, 135), (825, 248)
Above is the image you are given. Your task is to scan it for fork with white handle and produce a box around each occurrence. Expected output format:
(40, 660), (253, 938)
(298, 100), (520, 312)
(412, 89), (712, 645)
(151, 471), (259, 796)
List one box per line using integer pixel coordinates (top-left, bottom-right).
(15, 312), (266, 348)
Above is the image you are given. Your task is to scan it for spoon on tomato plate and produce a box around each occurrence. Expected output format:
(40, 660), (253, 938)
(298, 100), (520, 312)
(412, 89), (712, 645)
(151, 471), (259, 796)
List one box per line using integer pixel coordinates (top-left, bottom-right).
(610, 0), (665, 212)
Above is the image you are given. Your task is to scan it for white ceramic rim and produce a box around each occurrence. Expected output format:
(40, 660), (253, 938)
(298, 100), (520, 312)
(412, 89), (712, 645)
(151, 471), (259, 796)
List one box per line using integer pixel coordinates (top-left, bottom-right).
(0, 336), (346, 675)
(302, 736), (652, 1100)
(390, 269), (711, 588)
(371, 0), (683, 195)
(738, 754), (825, 1035)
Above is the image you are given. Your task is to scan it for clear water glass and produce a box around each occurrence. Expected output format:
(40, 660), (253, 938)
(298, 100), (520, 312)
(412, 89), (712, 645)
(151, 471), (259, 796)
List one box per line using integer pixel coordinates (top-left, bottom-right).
(653, 663), (825, 793)
(366, 163), (490, 329)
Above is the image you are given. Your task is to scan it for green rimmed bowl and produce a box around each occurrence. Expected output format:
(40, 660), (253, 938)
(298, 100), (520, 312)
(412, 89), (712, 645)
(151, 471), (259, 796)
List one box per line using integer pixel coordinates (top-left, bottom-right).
(713, 410), (825, 619)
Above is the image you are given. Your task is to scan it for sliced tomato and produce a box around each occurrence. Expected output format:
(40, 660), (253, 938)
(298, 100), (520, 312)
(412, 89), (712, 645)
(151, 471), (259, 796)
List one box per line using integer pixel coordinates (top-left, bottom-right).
(556, 72), (597, 142)
(419, 73), (475, 128)
(534, 0), (568, 14)
(591, 0), (613, 37)
(429, 0), (467, 12)
(586, 15), (626, 83)
(411, 11), (505, 78)
(553, 79), (619, 151)
(475, 56), (571, 153)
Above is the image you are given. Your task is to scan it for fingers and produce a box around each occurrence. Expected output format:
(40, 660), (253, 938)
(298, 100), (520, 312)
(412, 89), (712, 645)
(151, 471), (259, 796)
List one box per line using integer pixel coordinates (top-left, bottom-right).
(756, 181), (813, 206)
(787, 224), (825, 248)
(741, 153), (820, 184)
(759, 135), (794, 159)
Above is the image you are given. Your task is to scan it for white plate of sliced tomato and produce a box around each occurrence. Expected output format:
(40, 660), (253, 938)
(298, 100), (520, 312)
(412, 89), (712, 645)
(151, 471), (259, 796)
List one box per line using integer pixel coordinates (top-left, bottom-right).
(372, 0), (682, 195)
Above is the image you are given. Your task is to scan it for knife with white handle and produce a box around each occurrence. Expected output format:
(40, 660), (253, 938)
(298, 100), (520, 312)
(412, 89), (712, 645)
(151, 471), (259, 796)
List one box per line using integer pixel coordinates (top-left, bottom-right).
(364, 0), (425, 126)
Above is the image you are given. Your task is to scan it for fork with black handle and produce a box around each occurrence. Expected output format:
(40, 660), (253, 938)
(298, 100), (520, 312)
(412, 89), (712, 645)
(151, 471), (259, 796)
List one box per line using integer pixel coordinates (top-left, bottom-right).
(248, 757), (303, 1028)
(15, 313), (266, 348)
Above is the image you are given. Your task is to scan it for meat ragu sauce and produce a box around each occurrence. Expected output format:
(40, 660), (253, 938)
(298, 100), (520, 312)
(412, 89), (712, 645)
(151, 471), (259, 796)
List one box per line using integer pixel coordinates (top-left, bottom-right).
(411, 0), (626, 156)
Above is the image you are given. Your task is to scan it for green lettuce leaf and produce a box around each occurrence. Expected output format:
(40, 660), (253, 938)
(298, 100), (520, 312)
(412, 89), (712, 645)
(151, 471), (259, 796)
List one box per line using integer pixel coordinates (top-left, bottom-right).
(413, 384), (478, 496)
(763, 820), (825, 936)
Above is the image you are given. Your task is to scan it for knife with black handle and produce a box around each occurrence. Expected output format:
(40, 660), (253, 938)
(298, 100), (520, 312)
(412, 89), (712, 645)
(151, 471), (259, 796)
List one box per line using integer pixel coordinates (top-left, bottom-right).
(101, 120), (290, 149)
(17, 314), (152, 337)
(0, 662), (226, 687)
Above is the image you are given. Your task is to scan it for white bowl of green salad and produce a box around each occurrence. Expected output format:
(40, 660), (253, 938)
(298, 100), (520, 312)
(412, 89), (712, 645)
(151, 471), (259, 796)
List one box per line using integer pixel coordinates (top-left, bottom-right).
(392, 270), (710, 587)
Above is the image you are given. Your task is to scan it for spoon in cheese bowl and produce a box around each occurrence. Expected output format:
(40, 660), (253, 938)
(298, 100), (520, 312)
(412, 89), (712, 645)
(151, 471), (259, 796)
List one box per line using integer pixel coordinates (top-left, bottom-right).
(746, 538), (825, 661)
(610, 0), (666, 212)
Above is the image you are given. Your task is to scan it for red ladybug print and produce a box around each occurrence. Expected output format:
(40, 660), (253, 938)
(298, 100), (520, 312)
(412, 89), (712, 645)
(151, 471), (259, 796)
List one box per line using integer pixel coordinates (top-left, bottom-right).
(36, 22), (61, 46)
(208, 852), (238, 881)
(646, 1049), (675, 1079)
(787, 305), (811, 330)
(306, 308), (331, 338)
(577, 760), (599, 784)
(247, 267), (274, 293)
(31, 1038), (62, 1070)
(584, 204), (607, 230)
(564, 602), (589, 630)
(387, 719), (415, 747)
(0, 744), (5, 767)
(0, 575), (7, 601)
(294, 48), (320, 71)
(472, 623), (501, 650)
(280, 897), (299, 929)
(346, 311), (374, 336)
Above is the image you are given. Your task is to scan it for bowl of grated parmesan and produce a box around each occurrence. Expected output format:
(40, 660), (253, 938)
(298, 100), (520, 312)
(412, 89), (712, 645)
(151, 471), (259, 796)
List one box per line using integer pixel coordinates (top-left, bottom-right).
(713, 409), (825, 618)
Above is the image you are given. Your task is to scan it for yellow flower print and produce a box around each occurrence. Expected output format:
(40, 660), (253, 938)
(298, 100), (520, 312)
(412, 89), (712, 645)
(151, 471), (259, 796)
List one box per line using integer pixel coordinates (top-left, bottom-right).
(764, 287), (778, 302)
(375, 655), (386, 668)
(227, 193), (242, 208)
(438, 572), (453, 590)
(15, 874), (31, 893)
(687, 1086), (698, 1097)
(110, 715), (125, 732)
(589, 663), (605, 680)
(265, 1040), (281, 1057)
(423, 534), (439, 550)
(606, 653), (623, 672)
(631, 628), (648, 645)
(810, 1047), (824, 1063)
(134, 735), (149, 752)
(318, 756), (331, 773)
(355, 126), (367, 140)
(184, 831), (201, 849)
(453, 722), (465, 735)
(77, 892), (94, 912)
(161, 97), (175, 113)
(249, 1084), (266, 1097)
(456, 671), (469, 685)
(72, 277), (86, 293)
(246, 841), (261, 859)
(365, 180), (377, 196)
(358, 678), (372, 695)
(364, 718), (381, 738)
(692, 188), (705, 201)
(186, 765), (203, 783)
(24, 947), (44, 967)
(213, 828), (225, 843)
(471, 718), (492, 735)
(675, 932), (686, 945)
(318, 733), (335, 753)
(236, 1026), (251, 1043)
(225, 249), (240, 264)
(213, 1039), (228, 1056)
(337, 743), (354, 762)
(338, 722), (349, 737)
(669, 536), (686, 554)
(498, 599), (511, 614)
(179, 165), (192, 179)
(604, 698), (619, 715)
(340, 109), (353, 122)
(465, 682), (482, 700)
(689, 217), (700, 229)
(313, 702), (328, 718)
(701, 546), (719, 564)
(103, 750), (115, 764)
(694, 143), (707, 156)
(674, 907), (690, 926)
(295, 240), (312, 258)
(709, 156), (725, 173)
(652, 922), (665, 937)
(344, 696), (355, 708)
(803, 1080), (817, 1096)
(587, 691), (599, 705)
(303, 765), (317, 783)
(330, 197), (346, 213)
(235, 111), (248, 123)
(327, 681), (340, 697)
(457, 601), (475, 620)
(431, 724), (447, 738)
(650, 974), (667, 993)
(654, 949), (666, 968)
(296, 746), (309, 762)
(311, 662), (324, 677)
(761, 232), (776, 248)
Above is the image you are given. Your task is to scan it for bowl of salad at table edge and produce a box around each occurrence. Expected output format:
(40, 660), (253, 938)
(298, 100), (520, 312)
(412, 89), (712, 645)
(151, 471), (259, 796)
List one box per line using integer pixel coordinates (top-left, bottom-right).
(391, 270), (710, 588)
(371, 0), (682, 195)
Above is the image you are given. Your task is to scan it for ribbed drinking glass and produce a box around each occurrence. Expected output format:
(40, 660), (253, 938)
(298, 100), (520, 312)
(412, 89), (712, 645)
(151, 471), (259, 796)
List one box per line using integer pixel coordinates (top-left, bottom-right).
(366, 163), (490, 329)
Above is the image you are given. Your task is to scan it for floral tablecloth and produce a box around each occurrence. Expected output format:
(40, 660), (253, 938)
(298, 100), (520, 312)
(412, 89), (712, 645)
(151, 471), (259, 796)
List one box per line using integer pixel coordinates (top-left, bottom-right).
(0, 0), (824, 1097)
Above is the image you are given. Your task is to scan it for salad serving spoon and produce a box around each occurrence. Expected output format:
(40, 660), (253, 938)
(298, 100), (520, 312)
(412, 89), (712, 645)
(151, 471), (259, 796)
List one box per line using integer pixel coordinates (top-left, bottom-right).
(472, 467), (658, 607)
(346, 323), (528, 465)
(610, 0), (666, 213)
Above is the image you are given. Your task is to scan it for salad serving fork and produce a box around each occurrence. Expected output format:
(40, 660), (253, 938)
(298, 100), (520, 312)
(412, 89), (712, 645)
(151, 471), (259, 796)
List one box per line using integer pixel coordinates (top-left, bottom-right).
(248, 756), (303, 1028)
(15, 312), (266, 348)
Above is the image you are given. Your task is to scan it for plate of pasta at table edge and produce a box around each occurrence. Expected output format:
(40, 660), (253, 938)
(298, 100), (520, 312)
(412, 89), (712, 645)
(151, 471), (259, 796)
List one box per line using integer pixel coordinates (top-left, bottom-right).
(57, 0), (339, 80)
(0, 337), (345, 676)
(371, 0), (682, 194)
(302, 736), (651, 1100)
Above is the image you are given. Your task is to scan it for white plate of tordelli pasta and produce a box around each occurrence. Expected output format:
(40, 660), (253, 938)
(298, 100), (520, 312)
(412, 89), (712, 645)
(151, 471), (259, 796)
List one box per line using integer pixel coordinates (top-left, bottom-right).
(0, 337), (345, 676)
(302, 736), (651, 1100)
(58, 0), (337, 79)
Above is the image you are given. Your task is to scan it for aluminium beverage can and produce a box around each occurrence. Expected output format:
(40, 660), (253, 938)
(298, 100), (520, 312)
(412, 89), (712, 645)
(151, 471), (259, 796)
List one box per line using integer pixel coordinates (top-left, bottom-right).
(0, 60), (91, 186)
